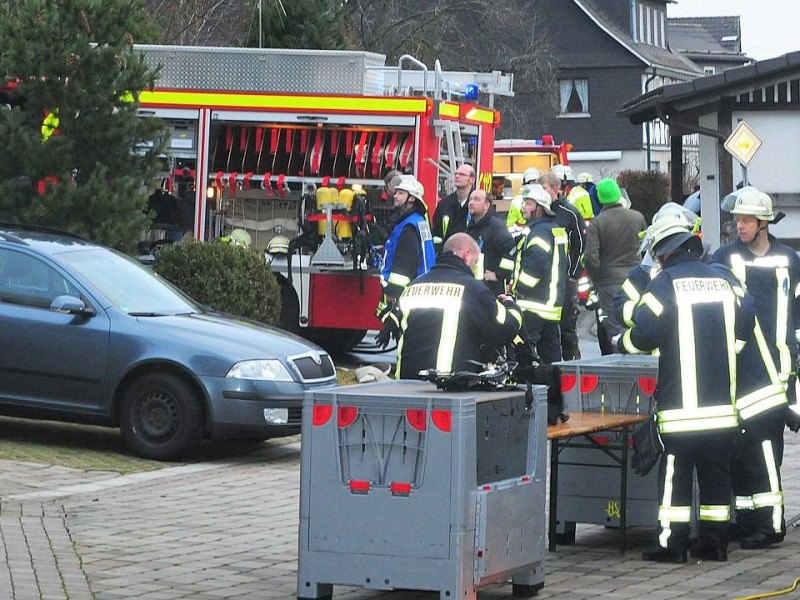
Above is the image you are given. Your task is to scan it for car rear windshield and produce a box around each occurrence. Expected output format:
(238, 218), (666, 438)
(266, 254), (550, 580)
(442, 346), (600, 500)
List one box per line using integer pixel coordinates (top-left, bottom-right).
(59, 248), (199, 315)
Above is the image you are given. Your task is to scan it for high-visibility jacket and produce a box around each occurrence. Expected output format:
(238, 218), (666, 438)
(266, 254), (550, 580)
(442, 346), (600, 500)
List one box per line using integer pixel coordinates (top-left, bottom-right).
(621, 252), (753, 434)
(506, 194), (525, 228)
(613, 262), (658, 328)
(380, 209), (435, 299)
(395, 251), (523, 378)
(713, 236), (800, 385)
(500, 215), (569, 322)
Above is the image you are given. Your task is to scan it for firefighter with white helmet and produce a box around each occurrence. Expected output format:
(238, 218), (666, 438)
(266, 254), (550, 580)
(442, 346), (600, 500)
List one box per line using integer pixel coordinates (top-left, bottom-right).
(621, 210), (773, 563)
(499, 183), (569, 362)
(538, 171), (586, 360)
(613, 203), (700, 330)
(505, 168), (542, 229)
(375, 174), (436, 348)
(712, 185), (800, 549)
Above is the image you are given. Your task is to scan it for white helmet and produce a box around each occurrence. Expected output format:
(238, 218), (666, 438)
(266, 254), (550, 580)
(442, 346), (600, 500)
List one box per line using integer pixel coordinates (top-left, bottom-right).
(639, 202), (700, 254)
(522, 167), (541, 184)
(576, 171), (593, 184)
(523, 183), (554, 215)
(394, 175), (424, 201)
(550, 164), (574, 182)
(647, 212), (699, 258)
(722, 186), (774, 221)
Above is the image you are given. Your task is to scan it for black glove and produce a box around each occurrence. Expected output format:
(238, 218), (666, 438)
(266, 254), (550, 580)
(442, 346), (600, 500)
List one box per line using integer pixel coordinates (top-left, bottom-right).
(785, 405), (800, 433)
(375, 320), (398, 350)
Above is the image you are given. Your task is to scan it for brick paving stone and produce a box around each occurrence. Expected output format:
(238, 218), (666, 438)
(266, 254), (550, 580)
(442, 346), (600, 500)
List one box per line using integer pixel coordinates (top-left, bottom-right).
(2, 425), (800, 600)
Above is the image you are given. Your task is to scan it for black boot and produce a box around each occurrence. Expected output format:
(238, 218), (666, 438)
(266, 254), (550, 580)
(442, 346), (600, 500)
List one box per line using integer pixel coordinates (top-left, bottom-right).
(689, 542), (727, 561)
(642, 545), (687, 564)
(739, 532), (771, 549)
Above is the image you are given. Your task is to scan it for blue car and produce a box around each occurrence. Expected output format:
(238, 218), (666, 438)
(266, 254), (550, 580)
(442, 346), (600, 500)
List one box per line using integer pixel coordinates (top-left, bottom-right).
(0, 226), (337, 460)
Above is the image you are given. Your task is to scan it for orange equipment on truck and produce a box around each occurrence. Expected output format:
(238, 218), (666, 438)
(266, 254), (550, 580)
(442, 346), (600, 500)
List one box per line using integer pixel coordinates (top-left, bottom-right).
(136, 45), (514, 352)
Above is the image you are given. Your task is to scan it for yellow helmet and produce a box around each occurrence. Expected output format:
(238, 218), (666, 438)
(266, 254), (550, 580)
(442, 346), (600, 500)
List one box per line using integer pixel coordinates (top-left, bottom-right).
(266, 235), (290, 255)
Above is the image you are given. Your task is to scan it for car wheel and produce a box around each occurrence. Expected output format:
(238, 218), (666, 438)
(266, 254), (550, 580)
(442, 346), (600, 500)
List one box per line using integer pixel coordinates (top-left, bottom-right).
(120, 373), (204, 461)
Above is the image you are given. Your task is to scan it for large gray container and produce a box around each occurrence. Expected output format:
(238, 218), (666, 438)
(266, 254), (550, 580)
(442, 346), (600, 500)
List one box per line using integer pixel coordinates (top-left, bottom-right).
(555, 355), (660, 540)
(297, 380), (548, 599)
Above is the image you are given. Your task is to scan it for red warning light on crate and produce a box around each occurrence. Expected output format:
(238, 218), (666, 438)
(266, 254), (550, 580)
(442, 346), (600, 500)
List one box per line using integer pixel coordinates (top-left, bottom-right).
(431, 409), (452, 432)
(390, 482), (411, 496)
(561, 373), (577, 392)
(580, 374), (599, 394)
(337, 405), (359, 428)
(312, 403), (333, 426)
(349, 480), (370, 494)
(639, 377), (657, 396)
(406, 409), (427, 431)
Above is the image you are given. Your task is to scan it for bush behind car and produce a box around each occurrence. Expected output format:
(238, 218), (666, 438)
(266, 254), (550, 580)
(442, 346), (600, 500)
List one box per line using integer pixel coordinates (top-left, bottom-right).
(154, 241), (281, 326)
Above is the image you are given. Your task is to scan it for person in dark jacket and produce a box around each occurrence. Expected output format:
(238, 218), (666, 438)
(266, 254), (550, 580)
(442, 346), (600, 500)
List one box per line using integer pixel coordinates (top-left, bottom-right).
(584, 178), (647, 353)
(712, 186), (800, 549)
(539, 172), (586, 360)
(466, 189), (515, 295)
(432, 164), (475, 249)
(392, 233), (522, 379)
(620, 211), (773, 564)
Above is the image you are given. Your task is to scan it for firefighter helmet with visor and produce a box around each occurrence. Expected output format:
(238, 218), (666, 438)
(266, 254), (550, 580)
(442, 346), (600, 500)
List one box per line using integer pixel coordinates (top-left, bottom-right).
(523, 183), (555, 215)
(394, 175), (424, 201)
(721, 186), (774, 222)
(522, 167), (541, 185)
(647, 212), (699, 259)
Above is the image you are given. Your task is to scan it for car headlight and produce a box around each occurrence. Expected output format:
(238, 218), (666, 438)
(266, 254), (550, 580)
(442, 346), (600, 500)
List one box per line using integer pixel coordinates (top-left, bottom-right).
(226, 360), (294, 381)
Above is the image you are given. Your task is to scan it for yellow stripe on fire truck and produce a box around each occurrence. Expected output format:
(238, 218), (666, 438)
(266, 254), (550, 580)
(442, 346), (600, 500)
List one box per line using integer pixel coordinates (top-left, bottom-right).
(140, 90), (430, 114)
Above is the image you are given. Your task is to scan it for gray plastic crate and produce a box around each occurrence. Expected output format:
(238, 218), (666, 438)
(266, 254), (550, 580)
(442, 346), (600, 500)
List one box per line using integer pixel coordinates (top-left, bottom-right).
(553, 355), (661, 540)
(297, 380), (548, 600)
(558, 354), (658, 414)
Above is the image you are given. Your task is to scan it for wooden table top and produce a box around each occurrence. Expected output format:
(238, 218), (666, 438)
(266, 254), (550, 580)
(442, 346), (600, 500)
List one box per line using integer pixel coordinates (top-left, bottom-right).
(547, 411), (649, 440)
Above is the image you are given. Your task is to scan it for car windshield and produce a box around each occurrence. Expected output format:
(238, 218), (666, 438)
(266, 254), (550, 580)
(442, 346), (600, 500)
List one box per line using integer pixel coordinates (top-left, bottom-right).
(58, 248), (199, 315)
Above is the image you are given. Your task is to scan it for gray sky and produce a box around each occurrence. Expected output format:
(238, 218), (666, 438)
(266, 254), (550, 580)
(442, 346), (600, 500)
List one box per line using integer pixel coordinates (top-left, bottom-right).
(669, 0), (798, 61)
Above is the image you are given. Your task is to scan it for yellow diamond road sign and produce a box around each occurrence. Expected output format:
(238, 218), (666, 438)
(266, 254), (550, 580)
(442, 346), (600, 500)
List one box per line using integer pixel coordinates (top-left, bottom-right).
(724, 121), (762, 167)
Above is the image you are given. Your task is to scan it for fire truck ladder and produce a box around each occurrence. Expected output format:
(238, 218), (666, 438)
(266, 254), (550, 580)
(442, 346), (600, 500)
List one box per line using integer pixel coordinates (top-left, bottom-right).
(382, 57), (514, 191)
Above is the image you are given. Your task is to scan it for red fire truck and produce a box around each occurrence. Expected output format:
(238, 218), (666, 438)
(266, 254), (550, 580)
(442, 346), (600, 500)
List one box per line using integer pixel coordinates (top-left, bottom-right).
(136, 45), (513, 351)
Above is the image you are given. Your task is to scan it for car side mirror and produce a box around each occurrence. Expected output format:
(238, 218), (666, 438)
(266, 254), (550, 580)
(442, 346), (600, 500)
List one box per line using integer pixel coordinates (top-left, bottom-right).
(50, 295), (96, 316)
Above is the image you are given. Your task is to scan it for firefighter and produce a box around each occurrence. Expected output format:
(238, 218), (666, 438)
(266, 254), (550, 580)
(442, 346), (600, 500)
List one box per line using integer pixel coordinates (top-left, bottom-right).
(500, 184), (569, 363)
(506, 167), (540, 229)
(539, 172), (586, 360)
(375, 175), (436, 345)
(391, 233), (523, 379)
(620, 212), (756, 563)
(712, 186), (800, 548)
(612, 203), (699, 330)
(432, 164), (475, 248)
(466, 189), (515, 295)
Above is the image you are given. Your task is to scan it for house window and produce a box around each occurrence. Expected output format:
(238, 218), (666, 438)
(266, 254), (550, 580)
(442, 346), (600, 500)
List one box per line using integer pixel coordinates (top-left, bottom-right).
(704, 66), (716, 75)
(559, 79), (589, 115)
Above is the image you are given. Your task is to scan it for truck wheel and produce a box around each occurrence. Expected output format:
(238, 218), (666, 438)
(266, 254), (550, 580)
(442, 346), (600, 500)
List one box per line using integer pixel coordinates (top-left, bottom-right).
(120, 373), (204, 461)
